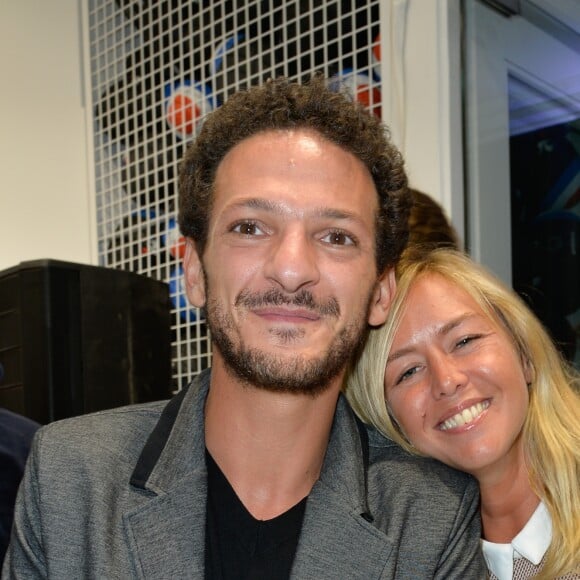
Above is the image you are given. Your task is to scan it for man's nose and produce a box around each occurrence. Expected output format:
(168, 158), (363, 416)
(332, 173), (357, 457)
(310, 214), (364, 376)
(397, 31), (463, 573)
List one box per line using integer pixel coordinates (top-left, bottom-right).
(263, 227), (320, 293)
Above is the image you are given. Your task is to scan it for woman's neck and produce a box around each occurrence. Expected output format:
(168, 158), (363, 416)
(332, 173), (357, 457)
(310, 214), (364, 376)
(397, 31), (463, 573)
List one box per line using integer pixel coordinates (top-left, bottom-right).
(476, 441), (540, 543)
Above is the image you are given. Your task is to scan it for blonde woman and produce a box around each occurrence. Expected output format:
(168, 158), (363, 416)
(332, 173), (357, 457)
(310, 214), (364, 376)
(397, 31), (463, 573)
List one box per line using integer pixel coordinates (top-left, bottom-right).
(347, 248), (579, 579)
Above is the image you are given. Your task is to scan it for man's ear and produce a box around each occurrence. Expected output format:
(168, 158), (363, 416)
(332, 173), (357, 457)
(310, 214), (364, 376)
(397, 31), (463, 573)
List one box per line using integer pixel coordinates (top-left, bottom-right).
(368, 268), (396, 327)
(183, 238), (206, 308)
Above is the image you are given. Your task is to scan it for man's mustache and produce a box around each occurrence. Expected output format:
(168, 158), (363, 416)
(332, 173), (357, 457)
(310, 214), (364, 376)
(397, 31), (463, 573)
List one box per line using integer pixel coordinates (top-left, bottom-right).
(235, 288), (340, 318)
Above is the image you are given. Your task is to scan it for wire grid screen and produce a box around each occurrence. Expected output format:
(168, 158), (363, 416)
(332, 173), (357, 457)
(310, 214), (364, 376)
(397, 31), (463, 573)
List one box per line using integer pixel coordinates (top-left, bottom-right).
(88, 0), (383, 392)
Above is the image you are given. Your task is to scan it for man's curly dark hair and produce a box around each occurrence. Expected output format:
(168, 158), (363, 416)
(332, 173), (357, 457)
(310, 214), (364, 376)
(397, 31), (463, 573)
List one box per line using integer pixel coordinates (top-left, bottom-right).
(178, 76), (411, 273)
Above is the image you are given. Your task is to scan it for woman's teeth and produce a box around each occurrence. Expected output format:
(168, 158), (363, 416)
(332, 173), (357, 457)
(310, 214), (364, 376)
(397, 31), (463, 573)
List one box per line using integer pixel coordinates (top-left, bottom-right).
(439, 400), (490, 431)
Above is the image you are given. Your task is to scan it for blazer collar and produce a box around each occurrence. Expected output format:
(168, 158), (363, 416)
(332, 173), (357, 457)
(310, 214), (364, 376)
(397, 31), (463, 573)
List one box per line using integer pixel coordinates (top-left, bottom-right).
(130, 371), (367, 503)
(289, 396), (394, 578)
(124, 371), (392, 578)
(124, 371), (210, 578)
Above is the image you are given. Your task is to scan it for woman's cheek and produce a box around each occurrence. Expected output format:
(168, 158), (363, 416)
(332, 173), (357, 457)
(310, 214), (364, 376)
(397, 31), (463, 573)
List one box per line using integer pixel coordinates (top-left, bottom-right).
(402, 389), (428, 439)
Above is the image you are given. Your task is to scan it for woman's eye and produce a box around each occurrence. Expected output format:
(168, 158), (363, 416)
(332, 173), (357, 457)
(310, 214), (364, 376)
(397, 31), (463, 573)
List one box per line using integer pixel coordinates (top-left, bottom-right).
(321, 230), (355, 246)
(397, 366), (419, 385)
(231, 221), (263, 236)
(455, 335), (481, 349)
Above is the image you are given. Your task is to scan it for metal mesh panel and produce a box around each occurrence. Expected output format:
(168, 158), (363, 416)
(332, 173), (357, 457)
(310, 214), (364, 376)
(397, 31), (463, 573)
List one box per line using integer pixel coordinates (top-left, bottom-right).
(87, 0), (383, 391)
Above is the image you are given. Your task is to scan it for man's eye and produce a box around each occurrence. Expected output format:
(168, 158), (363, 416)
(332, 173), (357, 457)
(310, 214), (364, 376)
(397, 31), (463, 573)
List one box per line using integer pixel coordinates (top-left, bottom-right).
(231, 221), (263, 236)
(322, 230), (355, 246)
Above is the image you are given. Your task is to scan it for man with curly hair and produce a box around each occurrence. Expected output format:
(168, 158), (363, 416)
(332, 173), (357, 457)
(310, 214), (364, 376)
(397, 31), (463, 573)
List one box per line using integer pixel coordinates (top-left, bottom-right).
(5, 77), (485, 579)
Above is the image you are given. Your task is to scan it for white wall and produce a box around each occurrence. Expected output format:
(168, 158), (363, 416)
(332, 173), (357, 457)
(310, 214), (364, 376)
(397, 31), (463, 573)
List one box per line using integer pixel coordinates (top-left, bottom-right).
(381, 0), (465, 243)
(394, 0), (580, 259)
(0, 0), (94, 272)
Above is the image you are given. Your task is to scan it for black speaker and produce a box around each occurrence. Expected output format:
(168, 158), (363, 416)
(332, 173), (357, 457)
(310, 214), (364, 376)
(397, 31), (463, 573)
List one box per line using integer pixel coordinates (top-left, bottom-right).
(0, 259), (172, 424)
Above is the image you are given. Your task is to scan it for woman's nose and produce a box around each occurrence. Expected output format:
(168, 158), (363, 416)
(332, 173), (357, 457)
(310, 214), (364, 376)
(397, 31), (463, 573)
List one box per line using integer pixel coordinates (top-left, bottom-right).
(430, 354), (468, 399)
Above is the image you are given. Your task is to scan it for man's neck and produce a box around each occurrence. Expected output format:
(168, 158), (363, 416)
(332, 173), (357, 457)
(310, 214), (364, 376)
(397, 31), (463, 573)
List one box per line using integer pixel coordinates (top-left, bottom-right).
(204, 359), (342, 520)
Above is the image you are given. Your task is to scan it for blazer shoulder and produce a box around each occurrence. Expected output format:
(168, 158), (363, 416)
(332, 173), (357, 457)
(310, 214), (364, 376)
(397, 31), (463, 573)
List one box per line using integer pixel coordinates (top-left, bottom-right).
(363, 426), (484, 577)
(32, 401), (169, 476)
(365, 422), (476, 491)
(39, 399), (167, 437)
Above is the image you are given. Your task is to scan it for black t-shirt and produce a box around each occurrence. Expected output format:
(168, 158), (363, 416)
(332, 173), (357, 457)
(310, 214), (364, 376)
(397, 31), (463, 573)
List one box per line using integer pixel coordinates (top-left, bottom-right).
(204, 450), (307, 580)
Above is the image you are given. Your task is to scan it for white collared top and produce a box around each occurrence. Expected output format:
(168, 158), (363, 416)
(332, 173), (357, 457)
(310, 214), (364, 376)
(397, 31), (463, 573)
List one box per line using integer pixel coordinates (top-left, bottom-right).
(481, 502), (551, 580)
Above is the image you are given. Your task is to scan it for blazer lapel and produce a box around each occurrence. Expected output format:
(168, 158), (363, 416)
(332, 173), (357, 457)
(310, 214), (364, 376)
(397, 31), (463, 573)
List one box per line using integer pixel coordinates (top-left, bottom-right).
(123, 472), (207, 579)
(122, 371), (211, 579)
(290, 395), (395, 579)
(291, 488), (394, 579)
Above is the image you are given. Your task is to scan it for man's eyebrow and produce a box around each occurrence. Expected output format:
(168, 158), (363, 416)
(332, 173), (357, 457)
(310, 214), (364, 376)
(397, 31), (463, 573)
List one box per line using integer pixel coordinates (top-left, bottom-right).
(238, 198), (280, 212)
(386, 313), (476, 365)
(312, 207), (360, 221)
(225, 197), (364, 222)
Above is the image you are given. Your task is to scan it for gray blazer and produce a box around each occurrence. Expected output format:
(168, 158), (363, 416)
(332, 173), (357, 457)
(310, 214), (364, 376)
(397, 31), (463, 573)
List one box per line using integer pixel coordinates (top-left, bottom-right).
(3, 370), (485, 579)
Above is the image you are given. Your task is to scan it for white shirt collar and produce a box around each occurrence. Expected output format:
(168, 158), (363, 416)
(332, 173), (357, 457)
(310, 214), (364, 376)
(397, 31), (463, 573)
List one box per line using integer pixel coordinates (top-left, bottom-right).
(481, 502), (551, 580)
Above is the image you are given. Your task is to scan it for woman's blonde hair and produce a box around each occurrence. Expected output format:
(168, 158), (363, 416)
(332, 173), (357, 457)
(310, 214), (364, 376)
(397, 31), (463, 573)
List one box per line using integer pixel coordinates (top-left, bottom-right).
(346, 248), (580, 578)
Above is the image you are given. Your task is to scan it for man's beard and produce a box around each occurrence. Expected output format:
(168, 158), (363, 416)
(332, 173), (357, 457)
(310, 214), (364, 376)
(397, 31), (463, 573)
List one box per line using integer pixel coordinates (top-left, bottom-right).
(206, 287), (371, 396)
